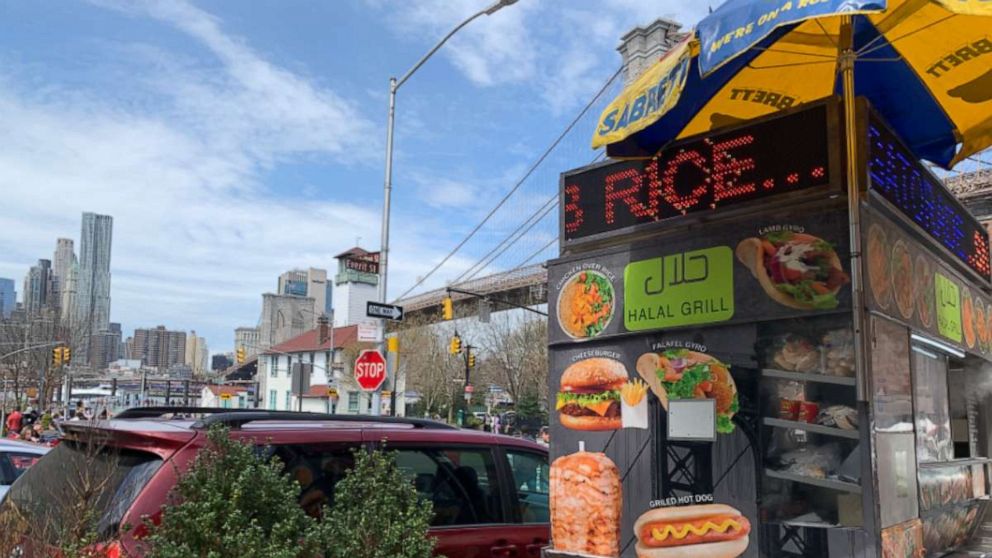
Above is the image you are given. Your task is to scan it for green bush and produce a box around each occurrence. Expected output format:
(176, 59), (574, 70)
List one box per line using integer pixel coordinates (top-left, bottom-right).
(320, 448), (438, 558)
(143, 425), (438, 558)
(143, 425), (321, 558)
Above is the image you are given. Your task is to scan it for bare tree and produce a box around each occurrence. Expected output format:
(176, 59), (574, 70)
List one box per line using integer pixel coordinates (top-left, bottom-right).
(392, 313), (469, 422)
(0, 429), (125, 558)
(478, 313), (548, 406)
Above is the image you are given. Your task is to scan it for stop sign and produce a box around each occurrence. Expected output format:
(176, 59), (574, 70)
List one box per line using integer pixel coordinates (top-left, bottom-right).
(354, 349), (386, 391)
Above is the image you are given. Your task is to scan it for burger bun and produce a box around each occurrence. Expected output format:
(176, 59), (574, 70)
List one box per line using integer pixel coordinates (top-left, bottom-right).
(559, 413), (622, 431)
(561, 357), (628, 390)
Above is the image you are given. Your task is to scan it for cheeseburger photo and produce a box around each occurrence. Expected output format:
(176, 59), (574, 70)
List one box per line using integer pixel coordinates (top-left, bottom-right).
(556, 357), (627, 431)
(635, 504), (750, 558)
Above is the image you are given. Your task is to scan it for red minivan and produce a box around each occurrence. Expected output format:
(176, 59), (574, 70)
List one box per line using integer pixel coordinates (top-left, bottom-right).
(2, 408), (549, 558)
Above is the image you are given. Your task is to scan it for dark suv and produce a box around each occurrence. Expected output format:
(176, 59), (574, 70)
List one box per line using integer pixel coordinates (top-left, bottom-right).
(3, 408), (549, 558)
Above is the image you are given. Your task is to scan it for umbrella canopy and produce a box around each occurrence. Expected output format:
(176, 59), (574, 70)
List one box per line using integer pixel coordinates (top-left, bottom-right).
(595, 0), (992, 169)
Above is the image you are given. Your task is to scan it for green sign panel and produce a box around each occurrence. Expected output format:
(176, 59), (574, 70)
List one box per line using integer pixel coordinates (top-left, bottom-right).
(624, 246), (734, 331)
(935, 272), (962, 343)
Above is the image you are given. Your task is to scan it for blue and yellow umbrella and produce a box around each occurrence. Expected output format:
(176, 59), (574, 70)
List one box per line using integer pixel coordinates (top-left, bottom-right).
(594, 0), (992, 169)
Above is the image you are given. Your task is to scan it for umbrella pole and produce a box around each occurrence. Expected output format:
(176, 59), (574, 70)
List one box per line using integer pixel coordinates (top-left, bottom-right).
(841, 15), (868, 400)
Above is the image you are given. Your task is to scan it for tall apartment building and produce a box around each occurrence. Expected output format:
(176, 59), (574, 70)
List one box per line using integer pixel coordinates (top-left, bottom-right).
(59, 263), (78, 325)
(184, 331), (209, 377)
(0, 278), (15, 319)
(234, 326), (260, 358)
(74, 212), (113, 336)
(89, 322), (122, 370)
(53, 238), (75, 281)
(132, 326), (186, 370)
(23, 259), (54, 316)
(51, 238), (76, 309)
(278, 267), (331, 318)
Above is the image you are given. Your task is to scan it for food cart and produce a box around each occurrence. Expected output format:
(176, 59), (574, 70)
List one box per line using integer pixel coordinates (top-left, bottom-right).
(545, 97), (992, 558)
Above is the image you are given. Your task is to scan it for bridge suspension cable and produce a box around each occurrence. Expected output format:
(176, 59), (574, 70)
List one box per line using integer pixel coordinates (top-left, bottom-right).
(394, 67), (622, 302)
(456, 148), (610, 283)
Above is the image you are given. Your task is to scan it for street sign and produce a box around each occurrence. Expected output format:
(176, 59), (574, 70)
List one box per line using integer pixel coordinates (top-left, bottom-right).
(358, 321), (383, 342)
(465, 385), (474, 393)
(291, 363), (313, 395)
(220, 393), (232, 400)
(343, 251), (380, 275)
(354, 350), (387, 391)
(366, 301), (404, 321)
(328, 387), (338, 398)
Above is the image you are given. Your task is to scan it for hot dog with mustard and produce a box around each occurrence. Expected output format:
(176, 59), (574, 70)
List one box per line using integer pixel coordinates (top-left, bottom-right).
(634, 504), (750, 558)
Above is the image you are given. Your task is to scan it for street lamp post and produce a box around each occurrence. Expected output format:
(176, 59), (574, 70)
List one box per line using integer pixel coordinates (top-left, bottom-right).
(377, 0), (519, 416)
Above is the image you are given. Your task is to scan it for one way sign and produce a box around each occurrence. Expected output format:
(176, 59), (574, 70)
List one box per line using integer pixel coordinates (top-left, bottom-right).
(367, 301), (404, 322)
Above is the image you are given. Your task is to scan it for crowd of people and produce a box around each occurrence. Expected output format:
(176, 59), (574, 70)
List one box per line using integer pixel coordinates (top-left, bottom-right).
(2, 402), (110, 444)
(475, 414), (550, 446)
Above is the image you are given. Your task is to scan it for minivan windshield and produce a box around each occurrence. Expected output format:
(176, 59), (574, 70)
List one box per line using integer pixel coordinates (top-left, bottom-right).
(1, 440), (161, 544)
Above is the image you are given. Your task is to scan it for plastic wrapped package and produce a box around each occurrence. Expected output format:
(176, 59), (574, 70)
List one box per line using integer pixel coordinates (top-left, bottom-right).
(770, 334), (820, 372)
(776, 443), (843, 479)
(817, 405), (859, 430)
(822, 329), (856, 377)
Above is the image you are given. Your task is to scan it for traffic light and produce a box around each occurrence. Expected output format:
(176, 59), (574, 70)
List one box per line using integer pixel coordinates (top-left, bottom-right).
(236, 346), (246, 364)
(63, 346), (70, 364)
(442, 296), (454, 321)
(52, 347), (63, 366)
(449, 334), (462, 355)
(468, 351), (476, 368)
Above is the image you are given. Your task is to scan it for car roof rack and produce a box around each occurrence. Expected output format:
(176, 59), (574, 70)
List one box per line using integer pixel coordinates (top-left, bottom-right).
(114, 407), (254, 419)
(114, 406), (457, 430)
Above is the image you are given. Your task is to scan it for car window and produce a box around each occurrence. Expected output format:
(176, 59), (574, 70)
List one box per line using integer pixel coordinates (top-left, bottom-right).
(506, 450), (549, 524)
(4, 441), (161, 544)
(0, 454), (12, 485)
(271, 444), (358, 518)
(395, 447), (503, 527)
(6, 453), (43, 483)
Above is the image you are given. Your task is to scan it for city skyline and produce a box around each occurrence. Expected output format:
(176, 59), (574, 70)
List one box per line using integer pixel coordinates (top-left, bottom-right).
(2, 219), (369, 361)
(0, 1), (710, 357)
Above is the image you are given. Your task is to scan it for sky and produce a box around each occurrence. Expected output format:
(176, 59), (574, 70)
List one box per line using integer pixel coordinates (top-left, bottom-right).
(0, 0), (710, 355)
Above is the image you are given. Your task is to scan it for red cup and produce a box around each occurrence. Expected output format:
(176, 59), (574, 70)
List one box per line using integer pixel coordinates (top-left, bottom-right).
(780, 398), (800, 420)
(798, 401), (820, 423)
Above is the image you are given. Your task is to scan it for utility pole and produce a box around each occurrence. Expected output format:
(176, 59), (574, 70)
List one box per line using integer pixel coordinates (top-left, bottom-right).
(376, 0), (520, 417)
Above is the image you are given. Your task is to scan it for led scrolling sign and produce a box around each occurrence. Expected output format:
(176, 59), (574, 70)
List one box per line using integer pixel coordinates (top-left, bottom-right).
(868, 116), (992, 281)
(562, 103), (836, 243)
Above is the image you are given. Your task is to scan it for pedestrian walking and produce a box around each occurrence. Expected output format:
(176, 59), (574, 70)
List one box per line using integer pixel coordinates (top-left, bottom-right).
(5, 406), (22, 435)
(538, 426), (550, 447)
(22, 406), (38, 428)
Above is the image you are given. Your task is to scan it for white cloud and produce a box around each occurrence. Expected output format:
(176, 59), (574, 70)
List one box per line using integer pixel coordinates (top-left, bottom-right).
(0, 0), (458, 352)
(373, 0), (711, 115)
(375, 0), (539, 88)
(92, 0), (378, 164)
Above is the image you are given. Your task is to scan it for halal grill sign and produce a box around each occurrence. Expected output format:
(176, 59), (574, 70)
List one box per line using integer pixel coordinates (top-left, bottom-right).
(562, 101), (837, 244)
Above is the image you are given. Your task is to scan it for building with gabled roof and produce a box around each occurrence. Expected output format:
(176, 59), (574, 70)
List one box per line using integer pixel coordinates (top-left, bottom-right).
(257, 318), (399, 415)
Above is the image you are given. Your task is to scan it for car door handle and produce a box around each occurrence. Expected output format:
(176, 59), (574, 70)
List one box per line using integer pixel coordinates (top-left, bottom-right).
(491, 544), (519, 557)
